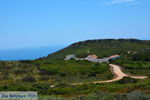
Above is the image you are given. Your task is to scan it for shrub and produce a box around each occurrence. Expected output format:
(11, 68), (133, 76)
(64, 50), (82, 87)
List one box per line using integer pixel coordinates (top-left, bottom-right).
(14, 69), (27, 74)
(127, 91), (150, 100)
(39, 76), (49, 81)
(22, 76), (36, 82)
(117, 77), (138, 84)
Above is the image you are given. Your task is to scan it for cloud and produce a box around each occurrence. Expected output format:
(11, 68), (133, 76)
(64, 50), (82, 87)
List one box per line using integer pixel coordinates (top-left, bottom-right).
(105, 0), (136, 5)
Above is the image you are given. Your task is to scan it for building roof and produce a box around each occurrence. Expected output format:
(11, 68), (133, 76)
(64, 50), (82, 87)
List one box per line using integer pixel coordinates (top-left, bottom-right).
(109, 55), (120, 58)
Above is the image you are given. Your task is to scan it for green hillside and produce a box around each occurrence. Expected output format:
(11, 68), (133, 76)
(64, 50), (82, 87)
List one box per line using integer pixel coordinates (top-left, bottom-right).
(44, 39), (150, 60)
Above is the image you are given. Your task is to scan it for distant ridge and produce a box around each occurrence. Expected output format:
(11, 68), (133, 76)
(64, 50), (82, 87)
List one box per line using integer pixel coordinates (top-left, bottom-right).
(41, 39), (150, 60)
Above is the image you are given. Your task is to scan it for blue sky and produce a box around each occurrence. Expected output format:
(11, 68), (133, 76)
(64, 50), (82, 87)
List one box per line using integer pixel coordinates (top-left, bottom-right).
(0, 0), (150, 49)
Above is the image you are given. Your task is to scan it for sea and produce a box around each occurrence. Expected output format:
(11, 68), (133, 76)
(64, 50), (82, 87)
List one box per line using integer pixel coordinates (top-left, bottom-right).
(0, 45), (66, 61)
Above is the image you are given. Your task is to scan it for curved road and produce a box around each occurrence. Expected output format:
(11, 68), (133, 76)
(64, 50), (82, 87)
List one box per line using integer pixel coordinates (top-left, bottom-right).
(71, 64), (148, 85)
(50, 64), (148, 87)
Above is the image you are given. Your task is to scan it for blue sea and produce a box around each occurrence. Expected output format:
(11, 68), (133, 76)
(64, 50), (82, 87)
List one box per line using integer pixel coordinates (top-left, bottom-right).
(0, 45), (66, 61)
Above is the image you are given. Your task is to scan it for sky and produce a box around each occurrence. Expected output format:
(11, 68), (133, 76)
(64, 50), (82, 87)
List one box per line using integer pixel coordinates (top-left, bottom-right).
(0, 0), (150, 49)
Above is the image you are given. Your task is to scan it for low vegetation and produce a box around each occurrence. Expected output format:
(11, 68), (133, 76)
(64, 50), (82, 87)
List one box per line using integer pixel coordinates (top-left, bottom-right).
(0, 60), (112, 86)
(0, 39), (150, 99)
(39, 91), (150, 100)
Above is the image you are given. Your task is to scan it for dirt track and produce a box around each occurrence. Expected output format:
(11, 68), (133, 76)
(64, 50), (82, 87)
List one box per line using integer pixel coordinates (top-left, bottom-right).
(50, 64), (148, 87)
(71, 64), (148, 85)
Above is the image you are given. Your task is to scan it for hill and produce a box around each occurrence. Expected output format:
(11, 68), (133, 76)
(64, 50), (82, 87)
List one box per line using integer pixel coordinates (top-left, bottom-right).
(43, 39), (150, 60)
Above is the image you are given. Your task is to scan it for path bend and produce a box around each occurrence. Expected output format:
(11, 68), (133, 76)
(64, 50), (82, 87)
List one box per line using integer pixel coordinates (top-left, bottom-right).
(71, 64), (148, 85)
(51, 64), (148, 87)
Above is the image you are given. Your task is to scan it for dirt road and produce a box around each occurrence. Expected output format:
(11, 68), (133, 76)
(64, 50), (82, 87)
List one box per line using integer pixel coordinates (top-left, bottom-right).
(71, 64), (148, 85)
(50, 64), (148, 87)
(93, 64), (128, 83)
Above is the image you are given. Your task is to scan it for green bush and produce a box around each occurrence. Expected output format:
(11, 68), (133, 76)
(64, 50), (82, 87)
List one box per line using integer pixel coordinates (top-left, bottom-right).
(22, 76), (36, 82)
(117, 77), (138, 84)
(127, 91), (150, 100)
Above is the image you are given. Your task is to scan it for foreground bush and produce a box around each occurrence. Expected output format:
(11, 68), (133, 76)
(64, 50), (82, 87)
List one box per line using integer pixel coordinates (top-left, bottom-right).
(127, 91), (150, 100)
(39, 91), (150, 100)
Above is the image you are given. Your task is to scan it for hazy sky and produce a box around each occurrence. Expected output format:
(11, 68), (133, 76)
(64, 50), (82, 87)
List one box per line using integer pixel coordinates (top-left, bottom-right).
(0, 0), (150, 49)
